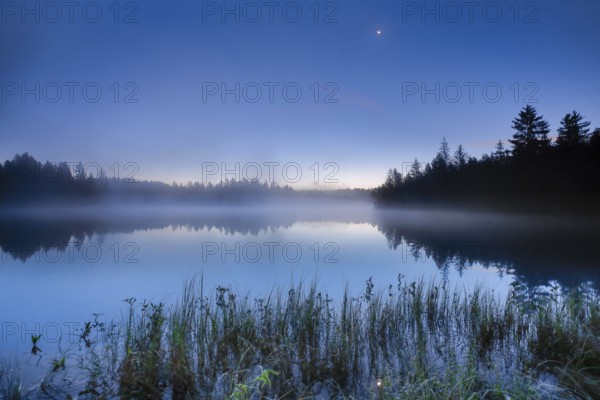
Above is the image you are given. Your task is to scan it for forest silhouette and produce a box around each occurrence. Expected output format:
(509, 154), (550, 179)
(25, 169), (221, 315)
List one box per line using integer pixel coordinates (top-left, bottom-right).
(2, 105), (599, 212)
(374, 106), (600, 213)
(0, 155), (368, 205)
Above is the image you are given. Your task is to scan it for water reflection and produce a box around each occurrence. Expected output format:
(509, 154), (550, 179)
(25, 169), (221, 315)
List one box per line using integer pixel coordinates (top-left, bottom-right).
(1, 206), (600, 288)
(0, 205), (371, 260)
(373, 209), (600, 287)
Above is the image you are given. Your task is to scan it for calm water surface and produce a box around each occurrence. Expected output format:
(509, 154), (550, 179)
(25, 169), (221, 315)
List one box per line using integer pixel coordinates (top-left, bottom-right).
(1, 204), (599, 378)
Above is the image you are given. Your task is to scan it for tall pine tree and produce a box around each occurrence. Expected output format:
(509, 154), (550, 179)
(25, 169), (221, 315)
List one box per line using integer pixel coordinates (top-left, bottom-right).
(431, 137), (451, 172)
(556, 111), (591, 148)
(453, 145), (468, 168)
(509, 105), (551, 157)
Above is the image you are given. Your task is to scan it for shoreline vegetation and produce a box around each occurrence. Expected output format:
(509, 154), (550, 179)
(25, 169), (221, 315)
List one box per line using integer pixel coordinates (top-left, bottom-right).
(0, 107), (599, 215)
(2, 277), (600, 399)
(374, 106), (600, 214)
(1, 106), (600, 399)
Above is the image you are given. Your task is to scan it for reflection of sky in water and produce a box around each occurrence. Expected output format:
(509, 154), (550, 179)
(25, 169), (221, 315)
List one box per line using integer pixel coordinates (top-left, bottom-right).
(0, 221), (515, 366)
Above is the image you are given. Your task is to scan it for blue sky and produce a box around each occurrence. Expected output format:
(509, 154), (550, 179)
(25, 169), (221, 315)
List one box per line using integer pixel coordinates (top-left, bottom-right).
(1, 0), (599, 188)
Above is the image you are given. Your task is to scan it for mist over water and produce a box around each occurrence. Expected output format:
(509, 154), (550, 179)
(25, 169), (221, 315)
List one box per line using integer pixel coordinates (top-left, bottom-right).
(1, 202), (600, 389)
(3, 0), (600, 394)
(3, 202), (599, 282)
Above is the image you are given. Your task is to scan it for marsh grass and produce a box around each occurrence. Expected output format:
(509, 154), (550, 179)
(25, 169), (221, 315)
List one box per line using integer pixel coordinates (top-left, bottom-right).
(8, 277), (600, 399)
(0, 359), (21, 400)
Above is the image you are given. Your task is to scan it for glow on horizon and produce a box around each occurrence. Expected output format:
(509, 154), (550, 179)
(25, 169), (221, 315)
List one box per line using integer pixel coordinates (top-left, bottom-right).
(143, 174), (380, 190)
(141, 169), (382, 190)
(1, 0), (599, 189)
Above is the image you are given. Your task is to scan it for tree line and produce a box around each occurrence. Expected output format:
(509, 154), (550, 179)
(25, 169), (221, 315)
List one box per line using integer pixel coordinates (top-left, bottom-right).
(0, 153), (369, 205)
(373, 105), (600, 213)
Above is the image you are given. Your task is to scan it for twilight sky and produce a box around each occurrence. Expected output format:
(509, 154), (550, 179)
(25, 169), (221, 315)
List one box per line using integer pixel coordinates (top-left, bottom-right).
(1, 0), (599, 188)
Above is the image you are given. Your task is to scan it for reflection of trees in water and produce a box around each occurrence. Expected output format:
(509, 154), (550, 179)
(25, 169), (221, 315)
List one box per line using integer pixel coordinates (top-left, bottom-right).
(2, 208), (600, 289)
(375, 211), (600, 288)
(0, 215), (289, 262)
(0, 207), (373, 262)
(0, 218), (89, 262)
(381, 227), (516, 281)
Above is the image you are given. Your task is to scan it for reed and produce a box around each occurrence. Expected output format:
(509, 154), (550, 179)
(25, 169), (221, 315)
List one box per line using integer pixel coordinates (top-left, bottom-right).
(0, 359), (21, 400)
(10, 277), (600, 399)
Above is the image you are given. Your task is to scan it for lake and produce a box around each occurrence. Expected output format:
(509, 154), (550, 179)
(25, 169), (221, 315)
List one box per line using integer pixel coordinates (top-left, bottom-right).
(1, 204), (600, 388)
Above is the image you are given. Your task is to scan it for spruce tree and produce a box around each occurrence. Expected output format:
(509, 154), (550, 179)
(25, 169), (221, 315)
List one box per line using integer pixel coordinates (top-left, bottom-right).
(509, 105), (551, 156)
(453, 145), (468, 168)
(556, 111), (591, 148)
